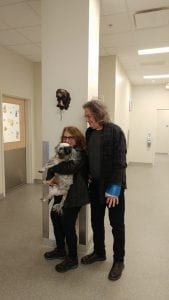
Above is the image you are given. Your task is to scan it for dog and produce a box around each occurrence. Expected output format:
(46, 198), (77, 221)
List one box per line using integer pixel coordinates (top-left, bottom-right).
(39, 142), (78, 214)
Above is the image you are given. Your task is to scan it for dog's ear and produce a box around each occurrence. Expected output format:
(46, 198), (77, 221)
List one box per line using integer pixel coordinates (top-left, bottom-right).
(54, 145), (59, 154)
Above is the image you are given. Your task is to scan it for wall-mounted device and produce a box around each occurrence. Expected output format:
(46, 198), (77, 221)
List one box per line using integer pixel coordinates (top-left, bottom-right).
(147, 133), (152, 147)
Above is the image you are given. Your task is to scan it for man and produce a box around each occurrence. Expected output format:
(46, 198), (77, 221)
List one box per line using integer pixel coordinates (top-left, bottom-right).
(81, 100), (127, 281)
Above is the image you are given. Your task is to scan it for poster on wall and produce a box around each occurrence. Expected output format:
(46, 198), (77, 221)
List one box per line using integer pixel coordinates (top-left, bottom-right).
(2, 103), (20, 143)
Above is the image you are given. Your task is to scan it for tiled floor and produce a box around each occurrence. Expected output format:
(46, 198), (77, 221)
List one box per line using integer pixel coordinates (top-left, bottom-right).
(0, 154), (169, 300)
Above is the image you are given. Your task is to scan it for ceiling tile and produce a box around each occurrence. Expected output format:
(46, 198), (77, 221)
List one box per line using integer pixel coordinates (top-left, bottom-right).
(0, 0), (24, 6)
(135, 26), (169, 48)
(134, 8), (169, 29)
(17, 25), (41, 43)
(126, 0), (169, 12)
(101, 0), (127, 15)
(0, 20), (10, 30)
(24, 53), (41, 62)
(139, 64), (169, 75)
(100, 13), (132, 35)
(0, 29), (29, 45)
(0, 2), (40, 28)
(27, 0), (41, 16)
(7, 43), (41, 56)
(101, 31), (137, 48)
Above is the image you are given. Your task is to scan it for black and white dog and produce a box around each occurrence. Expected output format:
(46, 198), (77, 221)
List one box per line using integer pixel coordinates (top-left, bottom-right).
(39, 143), (77, 213)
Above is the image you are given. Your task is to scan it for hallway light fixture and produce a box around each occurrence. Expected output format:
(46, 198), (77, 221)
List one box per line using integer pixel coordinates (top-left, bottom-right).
(143, 74), (169, 79)
(138, 47), (169, 55)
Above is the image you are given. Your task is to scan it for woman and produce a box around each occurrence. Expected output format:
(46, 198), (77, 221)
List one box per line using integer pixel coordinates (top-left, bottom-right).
(44, 126), (89, 273)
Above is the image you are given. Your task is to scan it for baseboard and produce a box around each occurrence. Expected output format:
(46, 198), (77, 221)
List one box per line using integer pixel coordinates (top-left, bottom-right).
(0, 193), (4, 200)
(128, 162), (153, 166)
(43, 238), (55, 248)
(34, 179), (42, 184)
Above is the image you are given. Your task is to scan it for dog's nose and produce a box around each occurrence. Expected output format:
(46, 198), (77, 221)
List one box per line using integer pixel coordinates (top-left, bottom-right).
(64, 147), (72, 155)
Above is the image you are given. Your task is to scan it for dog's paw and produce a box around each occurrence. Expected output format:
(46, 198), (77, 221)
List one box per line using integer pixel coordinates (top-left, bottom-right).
(52, 204), (57, 211)
(41, 198), (48, 202)
(38, 167), (45, 173)
(52, 204), (63, 214)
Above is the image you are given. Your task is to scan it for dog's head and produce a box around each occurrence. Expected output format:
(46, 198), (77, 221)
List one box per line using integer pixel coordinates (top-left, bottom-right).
(55, 143), (73, 159)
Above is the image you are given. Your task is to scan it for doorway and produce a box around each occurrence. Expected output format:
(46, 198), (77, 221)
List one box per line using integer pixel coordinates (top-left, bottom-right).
(155, 109), (169, 154)
(2, 96), (26, 191)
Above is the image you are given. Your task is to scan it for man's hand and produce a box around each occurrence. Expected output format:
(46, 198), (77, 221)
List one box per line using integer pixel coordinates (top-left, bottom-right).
(106, 196), (119, 208)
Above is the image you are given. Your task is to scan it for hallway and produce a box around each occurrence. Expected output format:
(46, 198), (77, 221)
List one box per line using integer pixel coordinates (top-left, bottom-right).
(0, 156), (169, 300)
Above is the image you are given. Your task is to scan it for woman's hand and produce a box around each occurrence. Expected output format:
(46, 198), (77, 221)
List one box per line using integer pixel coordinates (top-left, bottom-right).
(46, 175), (60, 186)
(106, 196), (119, 208)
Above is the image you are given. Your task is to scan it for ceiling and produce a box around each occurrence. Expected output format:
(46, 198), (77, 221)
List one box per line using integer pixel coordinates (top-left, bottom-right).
(0, 0), (41, 62)
(0, 0), (169, 85)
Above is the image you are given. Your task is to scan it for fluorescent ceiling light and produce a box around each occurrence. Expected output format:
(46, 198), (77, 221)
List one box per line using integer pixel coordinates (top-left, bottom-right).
(138, 47), (169, 55)
(143, 74), (169, 79)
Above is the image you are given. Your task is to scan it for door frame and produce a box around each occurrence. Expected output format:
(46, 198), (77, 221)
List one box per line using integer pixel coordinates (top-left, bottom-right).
(155, 108), (169, 155)
(0, 92), (33, 196)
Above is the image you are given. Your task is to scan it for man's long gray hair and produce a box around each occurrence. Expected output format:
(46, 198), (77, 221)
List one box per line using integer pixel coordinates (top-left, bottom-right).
(83, 99), (110, 125)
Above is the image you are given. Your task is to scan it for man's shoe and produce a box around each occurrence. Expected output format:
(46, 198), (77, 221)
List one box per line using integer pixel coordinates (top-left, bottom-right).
(55, 257), (78, 273)
(108, 261), (124, 281)
(44, 248), (66, 260)
(81, 252), (106, 265)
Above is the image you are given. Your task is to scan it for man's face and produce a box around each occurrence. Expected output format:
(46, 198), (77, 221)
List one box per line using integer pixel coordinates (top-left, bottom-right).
(84, 107), (101, 129)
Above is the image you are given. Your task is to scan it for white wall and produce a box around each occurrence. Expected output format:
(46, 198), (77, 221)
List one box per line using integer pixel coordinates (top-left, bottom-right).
(99, 56), (131, 162)
(0, 46), (34, 98)
(114, 59), (131, 139)
(88, 0), (100, 100)
(0, 46), (39, 195)
(129, 85), (169, 164)
(41, 0), (90, 157)
(99, 56), (116, 120)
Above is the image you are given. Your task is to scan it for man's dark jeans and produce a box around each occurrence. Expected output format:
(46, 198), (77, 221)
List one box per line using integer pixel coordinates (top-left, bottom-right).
(90, 182), (125, 262)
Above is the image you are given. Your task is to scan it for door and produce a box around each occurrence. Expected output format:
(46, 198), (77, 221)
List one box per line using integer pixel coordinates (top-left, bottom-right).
(2, 96), (26, 191)
(156, 109), (169, 154)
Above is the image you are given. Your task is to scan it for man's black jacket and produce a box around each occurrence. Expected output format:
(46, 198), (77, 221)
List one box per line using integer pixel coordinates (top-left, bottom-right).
(86, 122), (127, 197)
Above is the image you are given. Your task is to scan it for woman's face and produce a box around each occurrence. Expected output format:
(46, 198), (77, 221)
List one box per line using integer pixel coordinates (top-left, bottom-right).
(62, 130), (76, 146)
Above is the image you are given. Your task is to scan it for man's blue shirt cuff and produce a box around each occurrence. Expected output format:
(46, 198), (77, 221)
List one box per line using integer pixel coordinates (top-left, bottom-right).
(105, 184), (121, 197)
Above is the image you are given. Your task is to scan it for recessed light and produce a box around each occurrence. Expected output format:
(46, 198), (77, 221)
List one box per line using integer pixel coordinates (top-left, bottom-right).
(143, 74), (169, 79)
(138, 47), (169, 55)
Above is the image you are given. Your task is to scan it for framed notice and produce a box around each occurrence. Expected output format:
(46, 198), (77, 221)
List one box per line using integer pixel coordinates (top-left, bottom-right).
(3, 102), (20, 143)
(2, 96), (25, 151)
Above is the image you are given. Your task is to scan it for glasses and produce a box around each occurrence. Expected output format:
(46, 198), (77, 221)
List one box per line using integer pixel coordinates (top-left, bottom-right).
(62, 135), (75, 141)
(84, 114), (94, 119)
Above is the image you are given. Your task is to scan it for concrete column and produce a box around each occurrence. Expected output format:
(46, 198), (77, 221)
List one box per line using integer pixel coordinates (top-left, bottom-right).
(41, 0), (100, 247)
